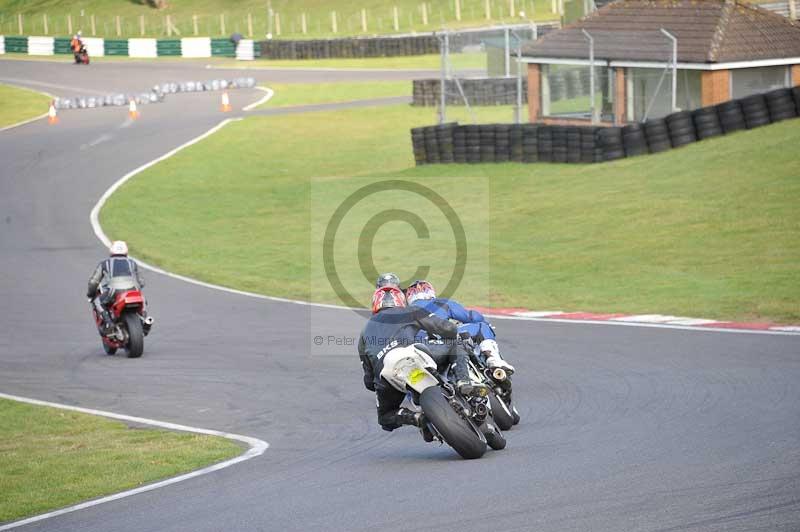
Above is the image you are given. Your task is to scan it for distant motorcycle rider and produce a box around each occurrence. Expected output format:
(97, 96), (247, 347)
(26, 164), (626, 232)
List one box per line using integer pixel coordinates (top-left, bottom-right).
(358, 285), (485, 435)
(86, 241), (145, 334)
(405, 279), (514, 373)
(70, 31), (85, 64)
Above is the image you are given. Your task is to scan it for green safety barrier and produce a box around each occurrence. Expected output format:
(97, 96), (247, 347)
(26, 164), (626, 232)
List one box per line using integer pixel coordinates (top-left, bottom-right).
(54, 37), (72, 54)
(104, 39), (129, 56)
(210, 38), (235, 57)
(5, 36), (28, 53)
(157, 39), (181, 56)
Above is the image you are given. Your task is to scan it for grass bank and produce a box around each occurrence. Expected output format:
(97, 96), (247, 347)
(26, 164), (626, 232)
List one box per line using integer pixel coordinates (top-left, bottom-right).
(0, 0), (558, 39)
(0, 398), (242, 524)
(0, 83), (51, 129)
(100, 90), (800, 323)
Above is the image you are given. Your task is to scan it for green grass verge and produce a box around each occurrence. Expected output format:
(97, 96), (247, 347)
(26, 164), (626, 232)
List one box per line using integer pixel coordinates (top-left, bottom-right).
(0, 83), (51, 128)
(0, 398), (242, 524)
(100, 96), (800, 324)
(260, 81), (410, 107)
(0, 0), (559, 39)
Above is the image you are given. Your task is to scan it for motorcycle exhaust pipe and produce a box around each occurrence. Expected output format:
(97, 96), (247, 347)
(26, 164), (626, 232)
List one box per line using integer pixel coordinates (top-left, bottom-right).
(492, 368), (507, 382)
(143, 316), (154, 326)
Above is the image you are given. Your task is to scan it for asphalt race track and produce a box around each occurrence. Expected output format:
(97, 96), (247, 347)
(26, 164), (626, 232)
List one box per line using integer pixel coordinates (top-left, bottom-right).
(1, 59), (799, 532)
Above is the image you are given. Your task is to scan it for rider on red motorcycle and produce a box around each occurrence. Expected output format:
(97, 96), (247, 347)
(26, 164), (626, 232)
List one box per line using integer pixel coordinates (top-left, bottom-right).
(87, 241), (146, 334)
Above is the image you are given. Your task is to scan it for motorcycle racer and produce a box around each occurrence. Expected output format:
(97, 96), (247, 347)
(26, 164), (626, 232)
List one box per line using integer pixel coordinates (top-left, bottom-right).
(357, 286), (484, 435)
(86, 241), (146, 334)
(405, 279), (515, 373)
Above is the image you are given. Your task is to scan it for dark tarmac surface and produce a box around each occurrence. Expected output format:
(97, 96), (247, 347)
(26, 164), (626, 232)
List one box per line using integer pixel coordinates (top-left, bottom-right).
(1, 58), (798, 532)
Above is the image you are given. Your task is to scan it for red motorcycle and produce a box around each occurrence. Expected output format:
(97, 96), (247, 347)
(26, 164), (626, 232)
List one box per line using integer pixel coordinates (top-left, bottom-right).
(92, 289), (153, 358)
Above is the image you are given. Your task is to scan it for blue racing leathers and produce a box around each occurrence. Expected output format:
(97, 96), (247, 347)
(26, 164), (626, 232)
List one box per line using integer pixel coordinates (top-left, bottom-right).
(411, 298), (495, 343)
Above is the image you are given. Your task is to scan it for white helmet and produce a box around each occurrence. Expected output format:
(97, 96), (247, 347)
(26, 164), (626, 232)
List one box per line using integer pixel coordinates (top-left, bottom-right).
(109, 240), (128, 256)
(479, 339), (499, 358)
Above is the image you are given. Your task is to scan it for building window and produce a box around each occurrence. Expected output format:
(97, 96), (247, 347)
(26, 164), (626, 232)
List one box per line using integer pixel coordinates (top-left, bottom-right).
(627, 68), (701, 121)
(731, 66), (789, 99)
(541, 64), (614, 121)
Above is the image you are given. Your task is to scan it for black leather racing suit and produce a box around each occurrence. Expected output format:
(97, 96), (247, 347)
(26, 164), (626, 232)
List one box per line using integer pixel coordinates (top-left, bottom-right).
(357, 306), (470, 431)
(86, 256), (145, 327)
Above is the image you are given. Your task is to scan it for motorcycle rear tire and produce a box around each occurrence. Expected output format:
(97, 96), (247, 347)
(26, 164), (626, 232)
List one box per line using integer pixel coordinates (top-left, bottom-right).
(489, 391), (515, 431)
(124, 313), (144, 358)
(419, 387), (486, 460)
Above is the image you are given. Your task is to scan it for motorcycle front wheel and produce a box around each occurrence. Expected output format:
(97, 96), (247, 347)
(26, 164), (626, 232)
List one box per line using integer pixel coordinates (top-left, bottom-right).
(123, 313), (144, 358)
(419, 387), (486, 460)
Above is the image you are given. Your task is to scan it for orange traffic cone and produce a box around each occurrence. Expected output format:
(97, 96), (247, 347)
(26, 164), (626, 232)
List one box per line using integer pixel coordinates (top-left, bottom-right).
(128, 99), (139, 120)
(47, 101), (59, 125)
(220, 91), (231, 112)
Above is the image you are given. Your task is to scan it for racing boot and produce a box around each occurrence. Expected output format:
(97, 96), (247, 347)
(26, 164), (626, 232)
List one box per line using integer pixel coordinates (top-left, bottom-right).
(100, 310), (115, 335)
(396, 407), (422, 427)
(480, 339), (515, 374)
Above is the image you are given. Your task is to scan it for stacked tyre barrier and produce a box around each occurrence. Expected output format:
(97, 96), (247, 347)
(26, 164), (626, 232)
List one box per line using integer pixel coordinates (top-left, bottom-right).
(52, 77), (256, 110)
(410, 85), (800, 166)
(412, 70), (589, 108)
(412, 78), (528, 106)
(259, 35), (438, 60)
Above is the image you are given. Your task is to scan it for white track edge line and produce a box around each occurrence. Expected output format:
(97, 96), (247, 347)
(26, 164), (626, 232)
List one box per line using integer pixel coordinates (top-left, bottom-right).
(0, 392), (268, 531)
(242, 86), (274, 111)
(88, 115), (800, 337)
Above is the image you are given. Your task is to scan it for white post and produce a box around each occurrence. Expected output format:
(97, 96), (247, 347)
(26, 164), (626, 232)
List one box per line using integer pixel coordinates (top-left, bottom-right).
(456, 0), (462, 21)
(43, 14), (49, 35)
(193, 14), (198, 35)
(551, 0), (557, 14)
(393, 6), (399, 30)
(789, 0), (797, 20)
(485, 0), (492, 20)
(275, 13), (281, 35)
(248, 13), (253, 37)
(510, 0), (516, 18)
(68, 14), (73, 35)
(331, 11), (338, 33)
(582, 29), (597, 124)
(661, 28), (677, 113)
(17, 13), (22, 35)
(90, 14), (96, 35)
(220, 13), (225, 35)
(301, 12), (307, 34)
(515, 33), (523, 123)
(139, 14), (145, 36)
(422, 3), (429, 25)
(504, 27), (511, 77)
(361, 9), (368, 32)
(440, 32), (449, 124)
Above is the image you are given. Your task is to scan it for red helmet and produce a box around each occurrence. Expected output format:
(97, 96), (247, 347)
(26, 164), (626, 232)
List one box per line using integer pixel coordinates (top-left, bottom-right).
(405, 280), (436, 304)
(371, 286), (406, 314)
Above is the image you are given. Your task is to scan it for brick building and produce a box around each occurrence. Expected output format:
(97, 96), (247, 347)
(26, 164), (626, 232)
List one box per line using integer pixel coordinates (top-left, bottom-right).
(522, 0), (800, 125)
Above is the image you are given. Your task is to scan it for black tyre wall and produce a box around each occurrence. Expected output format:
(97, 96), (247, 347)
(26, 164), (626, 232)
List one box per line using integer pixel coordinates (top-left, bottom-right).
(740, 94), (771, 129)
(622, 123), (649, 157)
(764, 88), (797, 122)
(666, 110), (697, 148)
(692, 106), (724, 140)
(716, 99), (747, 134)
